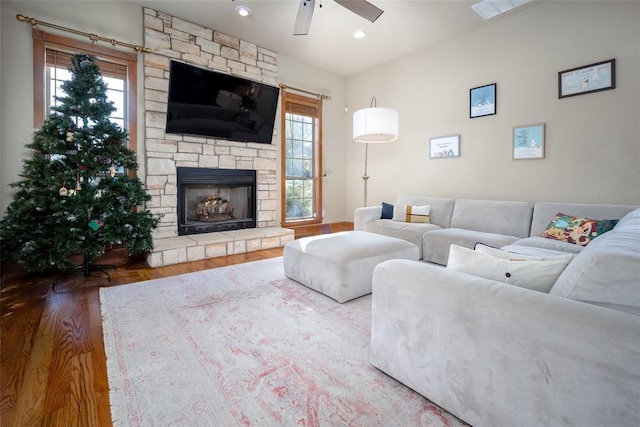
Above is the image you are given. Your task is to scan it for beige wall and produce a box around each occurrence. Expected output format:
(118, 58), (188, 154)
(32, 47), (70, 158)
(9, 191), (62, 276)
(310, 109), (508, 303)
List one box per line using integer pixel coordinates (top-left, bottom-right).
(346, 1), (640, 216)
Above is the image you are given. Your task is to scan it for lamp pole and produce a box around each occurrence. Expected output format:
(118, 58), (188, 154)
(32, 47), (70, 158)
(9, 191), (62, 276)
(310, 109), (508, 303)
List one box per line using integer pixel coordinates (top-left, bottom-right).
(362, 142), (369, 206)
(353, 96), (398, 208)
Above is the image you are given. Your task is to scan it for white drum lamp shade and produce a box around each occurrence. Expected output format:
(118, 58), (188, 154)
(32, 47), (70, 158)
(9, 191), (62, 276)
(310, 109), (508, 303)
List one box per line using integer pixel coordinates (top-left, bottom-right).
(352, 103), (399, 206)
(353, 107), (399, 143)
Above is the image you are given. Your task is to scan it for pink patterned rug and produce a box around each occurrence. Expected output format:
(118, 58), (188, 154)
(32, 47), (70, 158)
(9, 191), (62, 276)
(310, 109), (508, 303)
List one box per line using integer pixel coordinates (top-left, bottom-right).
(100, 257), (466, 426)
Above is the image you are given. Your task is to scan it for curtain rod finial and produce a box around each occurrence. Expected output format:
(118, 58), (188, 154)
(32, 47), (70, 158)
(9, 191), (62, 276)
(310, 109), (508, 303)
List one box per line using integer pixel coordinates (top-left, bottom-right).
(16, 14), (36, 26)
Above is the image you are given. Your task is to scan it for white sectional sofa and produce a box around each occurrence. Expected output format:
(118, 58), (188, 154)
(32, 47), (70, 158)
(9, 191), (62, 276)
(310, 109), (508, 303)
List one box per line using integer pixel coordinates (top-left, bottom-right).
(354, 195), (455, 260)
(355, 195), (636, 264)
(361, 198), (640, 426)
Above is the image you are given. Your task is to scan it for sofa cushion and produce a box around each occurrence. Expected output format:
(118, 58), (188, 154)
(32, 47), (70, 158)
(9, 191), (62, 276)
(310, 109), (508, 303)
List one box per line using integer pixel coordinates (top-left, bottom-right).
(476, 243), (574, 262)
(450, 199), (533, 237)
(529, 202), (637, 236)
(500, 244), (577, 259)
(510, 236), (585, 254)
(447, 244), (570, 292)
(541, 212), (618, 246)
(393, 204), (430, 223)
(422, 228), (520, 265)
(550, 209), (640, 315)
(366, 219), (441, 259)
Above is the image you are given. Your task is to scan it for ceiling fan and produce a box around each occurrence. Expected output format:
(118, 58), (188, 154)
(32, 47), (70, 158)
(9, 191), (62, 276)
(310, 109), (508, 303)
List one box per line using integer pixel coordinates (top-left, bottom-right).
(294, 0), (384, 35)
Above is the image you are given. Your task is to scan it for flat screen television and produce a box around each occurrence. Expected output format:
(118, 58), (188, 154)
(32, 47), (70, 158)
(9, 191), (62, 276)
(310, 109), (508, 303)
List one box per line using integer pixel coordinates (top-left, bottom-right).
(165, 60), (280, 144)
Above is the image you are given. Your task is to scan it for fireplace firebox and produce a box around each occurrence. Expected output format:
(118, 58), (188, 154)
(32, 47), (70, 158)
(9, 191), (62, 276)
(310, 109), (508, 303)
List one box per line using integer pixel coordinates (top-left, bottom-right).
(177, 167), (256, 236)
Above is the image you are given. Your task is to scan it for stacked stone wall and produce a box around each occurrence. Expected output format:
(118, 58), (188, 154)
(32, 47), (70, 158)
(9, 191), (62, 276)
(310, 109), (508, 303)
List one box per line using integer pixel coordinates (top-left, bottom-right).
(142, 8), (279, 240)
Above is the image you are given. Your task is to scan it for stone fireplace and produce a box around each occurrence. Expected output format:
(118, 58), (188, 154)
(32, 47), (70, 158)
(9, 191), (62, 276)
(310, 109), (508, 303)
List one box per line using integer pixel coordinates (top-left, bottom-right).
(177, 167), (256, 235)
(142, 8), (293, 268)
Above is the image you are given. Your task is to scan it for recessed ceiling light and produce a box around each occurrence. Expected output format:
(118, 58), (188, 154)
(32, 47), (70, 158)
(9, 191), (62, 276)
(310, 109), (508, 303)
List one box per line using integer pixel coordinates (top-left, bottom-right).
(353, 30), (366, 39)
(235, 5), (252, 17)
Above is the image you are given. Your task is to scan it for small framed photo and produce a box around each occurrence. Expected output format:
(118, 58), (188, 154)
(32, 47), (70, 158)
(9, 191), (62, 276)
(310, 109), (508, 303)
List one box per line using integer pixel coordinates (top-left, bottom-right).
(513, 123), (545, 160)
(430, 134), (460, 159)
(558, 59), (615, 98)
(470, 83), (496, 118)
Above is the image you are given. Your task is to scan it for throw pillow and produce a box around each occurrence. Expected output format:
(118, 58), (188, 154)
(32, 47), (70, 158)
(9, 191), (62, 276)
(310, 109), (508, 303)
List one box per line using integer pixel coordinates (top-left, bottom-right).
(474, 242), (574, 263)
(381, 202), (394, 219)
(393, 204), (430, 223)
(447, 244), (571, 292)
(542, 213), (619, 246)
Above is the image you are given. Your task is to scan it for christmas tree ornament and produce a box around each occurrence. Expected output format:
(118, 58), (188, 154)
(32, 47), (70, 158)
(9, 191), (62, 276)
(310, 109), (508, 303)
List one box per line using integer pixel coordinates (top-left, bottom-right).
(75, 173), (82, 191)
(80, 58), (91, 68)
(67, 214), (77, 222)
(59, 185), (68, 197)
(66, 131), (74, 142)
(110, 164), (116, 177)
(88, 219), (104, 231)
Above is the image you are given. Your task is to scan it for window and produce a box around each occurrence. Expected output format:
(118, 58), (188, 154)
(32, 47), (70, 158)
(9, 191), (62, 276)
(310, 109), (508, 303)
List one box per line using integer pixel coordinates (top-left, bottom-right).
(46, 50), (128, 130)
(32, 29), (137, 155)
(281, 92), (323, 226)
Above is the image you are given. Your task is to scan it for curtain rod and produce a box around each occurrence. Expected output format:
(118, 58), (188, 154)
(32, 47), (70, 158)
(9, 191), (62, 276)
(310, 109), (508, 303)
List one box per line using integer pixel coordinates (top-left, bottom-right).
(279, 83), (331, 100)
(16, 14), (150, 53)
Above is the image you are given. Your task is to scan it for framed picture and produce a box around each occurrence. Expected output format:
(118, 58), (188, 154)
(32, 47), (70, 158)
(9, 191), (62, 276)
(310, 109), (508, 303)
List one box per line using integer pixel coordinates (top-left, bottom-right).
(513, 123), (545, 160)
(558, 59), (615, 98)
(470, 83), (496, 118)
(430, 134), (460, 159)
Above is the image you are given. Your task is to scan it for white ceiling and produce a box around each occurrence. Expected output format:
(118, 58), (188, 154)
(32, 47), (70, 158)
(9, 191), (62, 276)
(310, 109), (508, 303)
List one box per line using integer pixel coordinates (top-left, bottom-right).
(133, 0), (493, 76)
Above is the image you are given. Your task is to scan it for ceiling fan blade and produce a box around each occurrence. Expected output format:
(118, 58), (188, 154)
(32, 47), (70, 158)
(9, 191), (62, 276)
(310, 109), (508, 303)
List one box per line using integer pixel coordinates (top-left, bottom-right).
(294, 0), (316, 35)
(334, 0), (383, 23)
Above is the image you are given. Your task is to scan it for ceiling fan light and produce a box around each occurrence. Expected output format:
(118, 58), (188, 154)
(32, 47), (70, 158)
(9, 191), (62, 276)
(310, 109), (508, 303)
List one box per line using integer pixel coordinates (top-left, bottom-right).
(235, 5), (252, 17)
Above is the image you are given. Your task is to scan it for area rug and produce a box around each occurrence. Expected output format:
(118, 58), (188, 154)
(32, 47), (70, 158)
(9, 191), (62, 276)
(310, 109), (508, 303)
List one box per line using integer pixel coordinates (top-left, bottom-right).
(100, 257), (466, 426)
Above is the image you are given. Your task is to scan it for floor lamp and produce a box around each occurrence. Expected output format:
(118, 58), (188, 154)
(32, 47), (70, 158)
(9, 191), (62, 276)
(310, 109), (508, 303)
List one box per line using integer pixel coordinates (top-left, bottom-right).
(353, 97), (399, 206)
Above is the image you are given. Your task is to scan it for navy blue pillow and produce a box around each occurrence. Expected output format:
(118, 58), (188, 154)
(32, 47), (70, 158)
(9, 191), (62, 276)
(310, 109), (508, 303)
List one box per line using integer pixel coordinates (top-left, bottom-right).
(381, 202), (394, 219)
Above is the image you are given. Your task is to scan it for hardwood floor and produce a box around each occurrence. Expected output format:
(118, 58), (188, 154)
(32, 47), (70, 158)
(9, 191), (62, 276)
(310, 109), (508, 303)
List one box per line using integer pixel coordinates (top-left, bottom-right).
(0, 222), (352, 426)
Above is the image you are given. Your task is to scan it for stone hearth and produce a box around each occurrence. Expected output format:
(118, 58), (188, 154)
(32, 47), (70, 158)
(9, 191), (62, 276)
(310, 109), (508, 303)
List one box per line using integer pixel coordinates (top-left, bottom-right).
(146, 227), (293, 268)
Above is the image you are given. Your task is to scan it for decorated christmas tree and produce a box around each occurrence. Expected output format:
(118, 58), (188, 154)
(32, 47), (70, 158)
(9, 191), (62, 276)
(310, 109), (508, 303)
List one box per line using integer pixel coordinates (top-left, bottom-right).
(0, 54), (156, 275)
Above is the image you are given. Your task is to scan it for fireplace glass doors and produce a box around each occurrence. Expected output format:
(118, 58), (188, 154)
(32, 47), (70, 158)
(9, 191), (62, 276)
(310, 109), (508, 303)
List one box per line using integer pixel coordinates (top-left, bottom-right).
(177, 168), (256, 235)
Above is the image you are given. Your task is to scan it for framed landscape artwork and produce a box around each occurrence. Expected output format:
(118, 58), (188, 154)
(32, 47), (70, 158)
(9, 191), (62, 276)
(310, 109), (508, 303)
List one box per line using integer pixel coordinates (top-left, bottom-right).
(430, 134), (460, 158)
(513, 123), (545, 160)
(558, 59), (615, 98)
(470, 83), (496, 118)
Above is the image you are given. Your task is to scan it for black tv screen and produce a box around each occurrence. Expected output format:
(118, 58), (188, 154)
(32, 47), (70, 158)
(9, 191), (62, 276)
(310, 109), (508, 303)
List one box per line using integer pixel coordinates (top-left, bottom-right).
(165, 60), (280, 144)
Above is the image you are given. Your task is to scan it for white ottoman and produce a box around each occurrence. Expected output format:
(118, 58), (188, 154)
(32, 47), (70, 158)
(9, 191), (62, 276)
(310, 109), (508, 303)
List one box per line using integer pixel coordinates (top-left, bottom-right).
(283, 231), (419, 303)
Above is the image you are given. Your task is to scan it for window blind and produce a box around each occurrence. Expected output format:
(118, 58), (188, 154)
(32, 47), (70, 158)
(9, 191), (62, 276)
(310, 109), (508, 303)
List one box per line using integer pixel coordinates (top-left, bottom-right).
(45, 47), (127, 80)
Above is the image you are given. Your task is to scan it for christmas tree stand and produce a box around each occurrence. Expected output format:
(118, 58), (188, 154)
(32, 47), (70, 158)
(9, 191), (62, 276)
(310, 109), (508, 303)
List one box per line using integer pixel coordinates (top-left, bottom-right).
(53, 255), (116, 291)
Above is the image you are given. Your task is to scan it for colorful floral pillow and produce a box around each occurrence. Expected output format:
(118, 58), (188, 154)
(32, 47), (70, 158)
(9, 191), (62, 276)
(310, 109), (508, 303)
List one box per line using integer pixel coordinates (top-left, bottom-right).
(542, 213), (618, 246)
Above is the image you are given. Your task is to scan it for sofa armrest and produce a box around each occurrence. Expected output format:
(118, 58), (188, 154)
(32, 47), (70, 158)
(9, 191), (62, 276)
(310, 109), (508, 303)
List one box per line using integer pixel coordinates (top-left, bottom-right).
(354, 206), (382, 231)
(370, 259), (640, 427)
